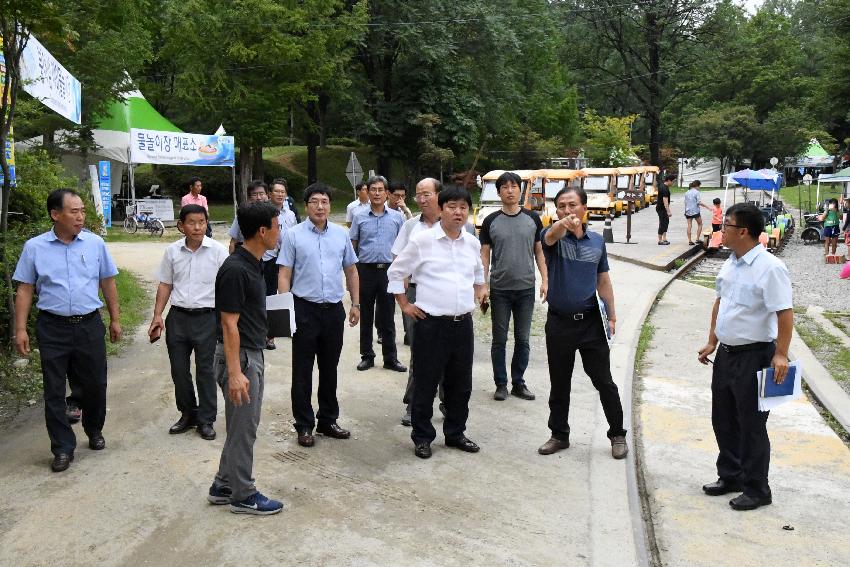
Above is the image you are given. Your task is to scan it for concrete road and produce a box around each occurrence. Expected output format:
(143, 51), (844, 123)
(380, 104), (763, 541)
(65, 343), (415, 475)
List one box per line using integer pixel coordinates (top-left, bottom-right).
(0, 238), (666, 567)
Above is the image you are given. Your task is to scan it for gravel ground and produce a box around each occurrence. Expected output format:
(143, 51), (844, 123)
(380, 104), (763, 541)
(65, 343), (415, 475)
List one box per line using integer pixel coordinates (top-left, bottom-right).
(778, 212), (850, 311)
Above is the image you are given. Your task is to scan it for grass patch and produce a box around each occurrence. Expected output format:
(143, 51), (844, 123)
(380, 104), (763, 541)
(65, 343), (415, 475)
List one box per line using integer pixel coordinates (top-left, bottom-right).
(0, 269), (150, 419)
(803, 383), (850, 447)
(795, 312), (850, 394)
(779, 184), (843, 212)
(634, 322), (656, 375)
(673, 258), (685, 269)
(824, 311), (850, 336)
(108, 270), (150, 356)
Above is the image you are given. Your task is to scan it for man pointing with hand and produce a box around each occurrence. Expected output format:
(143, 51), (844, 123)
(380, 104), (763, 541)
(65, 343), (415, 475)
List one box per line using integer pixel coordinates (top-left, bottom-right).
(697, 203), (793, 511)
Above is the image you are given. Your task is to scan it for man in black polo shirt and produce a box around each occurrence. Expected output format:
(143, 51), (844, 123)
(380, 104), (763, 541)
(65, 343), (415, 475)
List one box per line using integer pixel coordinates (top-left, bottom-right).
(207, 201), (284, 515)
(538, 186), (628, 460)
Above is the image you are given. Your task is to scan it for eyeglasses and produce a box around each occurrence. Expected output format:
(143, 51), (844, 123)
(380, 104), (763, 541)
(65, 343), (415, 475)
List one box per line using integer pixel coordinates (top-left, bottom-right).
(368, 188), (386, 194)
(723, 223), (744, 230)
(415, 192), (435, 201)
(307, 199), (330, 207)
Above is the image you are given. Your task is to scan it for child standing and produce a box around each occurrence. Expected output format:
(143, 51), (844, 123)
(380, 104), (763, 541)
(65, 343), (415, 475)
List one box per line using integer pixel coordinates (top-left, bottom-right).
(819, 198), (841, 256)
(711, 198), (723, 232)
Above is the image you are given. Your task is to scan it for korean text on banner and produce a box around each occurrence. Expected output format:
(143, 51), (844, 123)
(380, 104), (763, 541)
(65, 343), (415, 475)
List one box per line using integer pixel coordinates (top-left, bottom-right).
(130, 128), (235, 167)
(20, 33), (82, 125)
(98, 161), (112, 228)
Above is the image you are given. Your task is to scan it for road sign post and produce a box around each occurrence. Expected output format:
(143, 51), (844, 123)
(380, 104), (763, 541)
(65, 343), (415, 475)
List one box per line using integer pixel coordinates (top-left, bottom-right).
(345, 152), (363, 197)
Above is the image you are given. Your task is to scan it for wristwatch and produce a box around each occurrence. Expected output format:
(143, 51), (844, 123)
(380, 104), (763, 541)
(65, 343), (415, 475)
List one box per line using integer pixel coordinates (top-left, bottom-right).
(352, 304), (361, 309)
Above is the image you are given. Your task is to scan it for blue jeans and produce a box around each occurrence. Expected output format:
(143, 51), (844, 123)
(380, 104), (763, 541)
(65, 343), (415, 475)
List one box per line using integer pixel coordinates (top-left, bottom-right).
(490, 287), (535, 386)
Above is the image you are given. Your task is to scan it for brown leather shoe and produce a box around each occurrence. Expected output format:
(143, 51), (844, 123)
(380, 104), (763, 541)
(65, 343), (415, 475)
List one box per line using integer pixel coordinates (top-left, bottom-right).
(538, 437), (569, 455)
(297, 430), (315, 447)
(611, 436), (628, 459)
(316, 422), (351, 439)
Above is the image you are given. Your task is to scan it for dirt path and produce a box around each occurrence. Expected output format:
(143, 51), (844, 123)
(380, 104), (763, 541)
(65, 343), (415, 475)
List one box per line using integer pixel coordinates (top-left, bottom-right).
(0, 239), (656, 567)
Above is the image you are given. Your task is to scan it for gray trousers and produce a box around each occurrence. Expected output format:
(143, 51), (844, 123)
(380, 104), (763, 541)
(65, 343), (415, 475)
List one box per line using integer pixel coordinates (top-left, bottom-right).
(213, 345), (264, 502)
(165, 309), (217, 424)
(402, 284), (444, 405)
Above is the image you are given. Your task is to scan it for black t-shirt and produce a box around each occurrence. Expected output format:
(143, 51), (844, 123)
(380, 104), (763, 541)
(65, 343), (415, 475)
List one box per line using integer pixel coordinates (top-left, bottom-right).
(656, 185), (671, 211)
(215, 246), (267, 350)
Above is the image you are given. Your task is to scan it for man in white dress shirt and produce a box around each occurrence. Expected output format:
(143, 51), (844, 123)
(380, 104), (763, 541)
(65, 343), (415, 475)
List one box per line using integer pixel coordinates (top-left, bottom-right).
(698, 203), (793, 511)
(345, 182), (369, 227)
(388, 186), (486, 459)
(149, 204), (229, 440)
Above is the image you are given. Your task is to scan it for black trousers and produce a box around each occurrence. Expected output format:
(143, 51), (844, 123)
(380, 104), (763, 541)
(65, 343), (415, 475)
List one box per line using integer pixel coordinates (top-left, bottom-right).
(545, 309), (626, 441)
(410, 315), (473, 444)
(291, 297), (345, 432)
(657, 208), (669, 235)
(262, 259), (278, 296)
(712, 343), (774, 499)
(165, 308), (218, 424)
(36, 312), (107, 456)
(357, 263), (397, 362)
(402, 284), (444, 405)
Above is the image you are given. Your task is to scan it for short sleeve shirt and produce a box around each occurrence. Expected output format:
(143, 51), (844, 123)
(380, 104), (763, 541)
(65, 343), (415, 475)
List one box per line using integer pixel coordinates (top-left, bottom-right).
(215, 246), (267, 350)
(13, 228), (119, 316)
(542, 228), (609, 314)
(683, 189), (701, 216)
(479, 209), (543, 290)
(656, 186), (671, 211)
(349, 206), (405, 263)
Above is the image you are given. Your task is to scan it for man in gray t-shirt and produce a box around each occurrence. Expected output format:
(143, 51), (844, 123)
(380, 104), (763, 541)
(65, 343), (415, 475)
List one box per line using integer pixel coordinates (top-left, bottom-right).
(480, 171), (547, 402)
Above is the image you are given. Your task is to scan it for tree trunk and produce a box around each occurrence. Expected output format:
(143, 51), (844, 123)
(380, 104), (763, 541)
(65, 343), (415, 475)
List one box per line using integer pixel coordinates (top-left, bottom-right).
(306, 101), (319, 185)
(318, 92), (329, 149)
(646, 11), (662, 167)
(238, 144), (252, 203)
(251, 146), (264, 181)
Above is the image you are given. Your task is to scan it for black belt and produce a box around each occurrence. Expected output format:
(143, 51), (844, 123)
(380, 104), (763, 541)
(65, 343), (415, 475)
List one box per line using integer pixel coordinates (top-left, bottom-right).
(171, 305), (214, 314)
(408, 283), (417, 288)
(548, 308), (597, 321)
(425, 312), (471, 322)
(41, 310), (98, 324)
(294, 296), (340, 309)
(720, 342), (773, 353)
(360, 262), (389, 269)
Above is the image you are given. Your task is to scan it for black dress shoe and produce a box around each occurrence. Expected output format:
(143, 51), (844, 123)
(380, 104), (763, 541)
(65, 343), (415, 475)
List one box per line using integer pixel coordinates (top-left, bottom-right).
(511, 383), (536, 400)
(729, 493), (772, 511)
(88, 432), (106, 450)
(702, 479), (743, 496)
(445, 436), (480, 453)
(51, 453), (74, 472)
(414, 442), (432, 459)
(383, 359), (407, 372)
(297, 430), (315, 447)
(493, 385), (508, 401)
(316, 422), (351, 439)
(197, 423), (216, 440)
(357, 357), (375, 371)
(169, 413), (197, 434)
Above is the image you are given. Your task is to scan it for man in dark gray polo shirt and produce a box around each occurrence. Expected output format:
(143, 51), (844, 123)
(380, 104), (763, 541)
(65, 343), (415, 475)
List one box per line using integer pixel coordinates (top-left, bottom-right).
(537, 186), (627, 460)
(480, 171), (546, 402)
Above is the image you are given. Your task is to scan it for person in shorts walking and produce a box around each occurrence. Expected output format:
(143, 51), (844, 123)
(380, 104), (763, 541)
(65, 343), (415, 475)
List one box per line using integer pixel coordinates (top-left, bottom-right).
(684, 180), (711, 245)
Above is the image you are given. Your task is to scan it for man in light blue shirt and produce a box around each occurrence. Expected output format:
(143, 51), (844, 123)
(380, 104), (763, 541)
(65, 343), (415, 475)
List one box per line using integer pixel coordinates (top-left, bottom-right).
(278, 183), (360, 448)
(349, 175), (406, 373)
(13, 189), (121, 472)
(698, 203), (793, 511)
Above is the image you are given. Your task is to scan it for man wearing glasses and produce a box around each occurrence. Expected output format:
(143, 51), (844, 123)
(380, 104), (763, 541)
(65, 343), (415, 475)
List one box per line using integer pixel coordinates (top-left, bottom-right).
(698, 203), (793, 511)
(278, 184), (361, 448)
(350, 176), (406, 373)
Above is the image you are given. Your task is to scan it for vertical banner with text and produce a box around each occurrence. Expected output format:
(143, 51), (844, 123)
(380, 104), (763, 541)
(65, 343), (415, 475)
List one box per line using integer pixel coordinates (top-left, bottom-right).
(98, 161), (111, 227)
(0, 36), (17, 187)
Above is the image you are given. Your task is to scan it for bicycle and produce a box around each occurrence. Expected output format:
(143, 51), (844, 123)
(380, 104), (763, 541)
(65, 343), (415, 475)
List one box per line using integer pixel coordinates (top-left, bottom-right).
(123, 205), (165, 237)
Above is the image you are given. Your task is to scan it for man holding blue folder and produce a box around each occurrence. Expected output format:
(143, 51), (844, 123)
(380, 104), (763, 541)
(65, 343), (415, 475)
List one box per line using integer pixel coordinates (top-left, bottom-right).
(698, 203), (793, 511)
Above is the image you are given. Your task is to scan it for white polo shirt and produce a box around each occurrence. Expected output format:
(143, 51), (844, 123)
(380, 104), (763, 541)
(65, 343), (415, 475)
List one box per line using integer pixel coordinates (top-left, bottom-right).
(714, 244), (793, 346)
(387, 222), (485, 316)
(156, 236), (229, 309)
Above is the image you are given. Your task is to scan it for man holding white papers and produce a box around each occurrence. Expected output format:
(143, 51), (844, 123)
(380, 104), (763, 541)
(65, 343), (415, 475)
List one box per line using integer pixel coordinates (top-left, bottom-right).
(698, 203), (793, 511)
